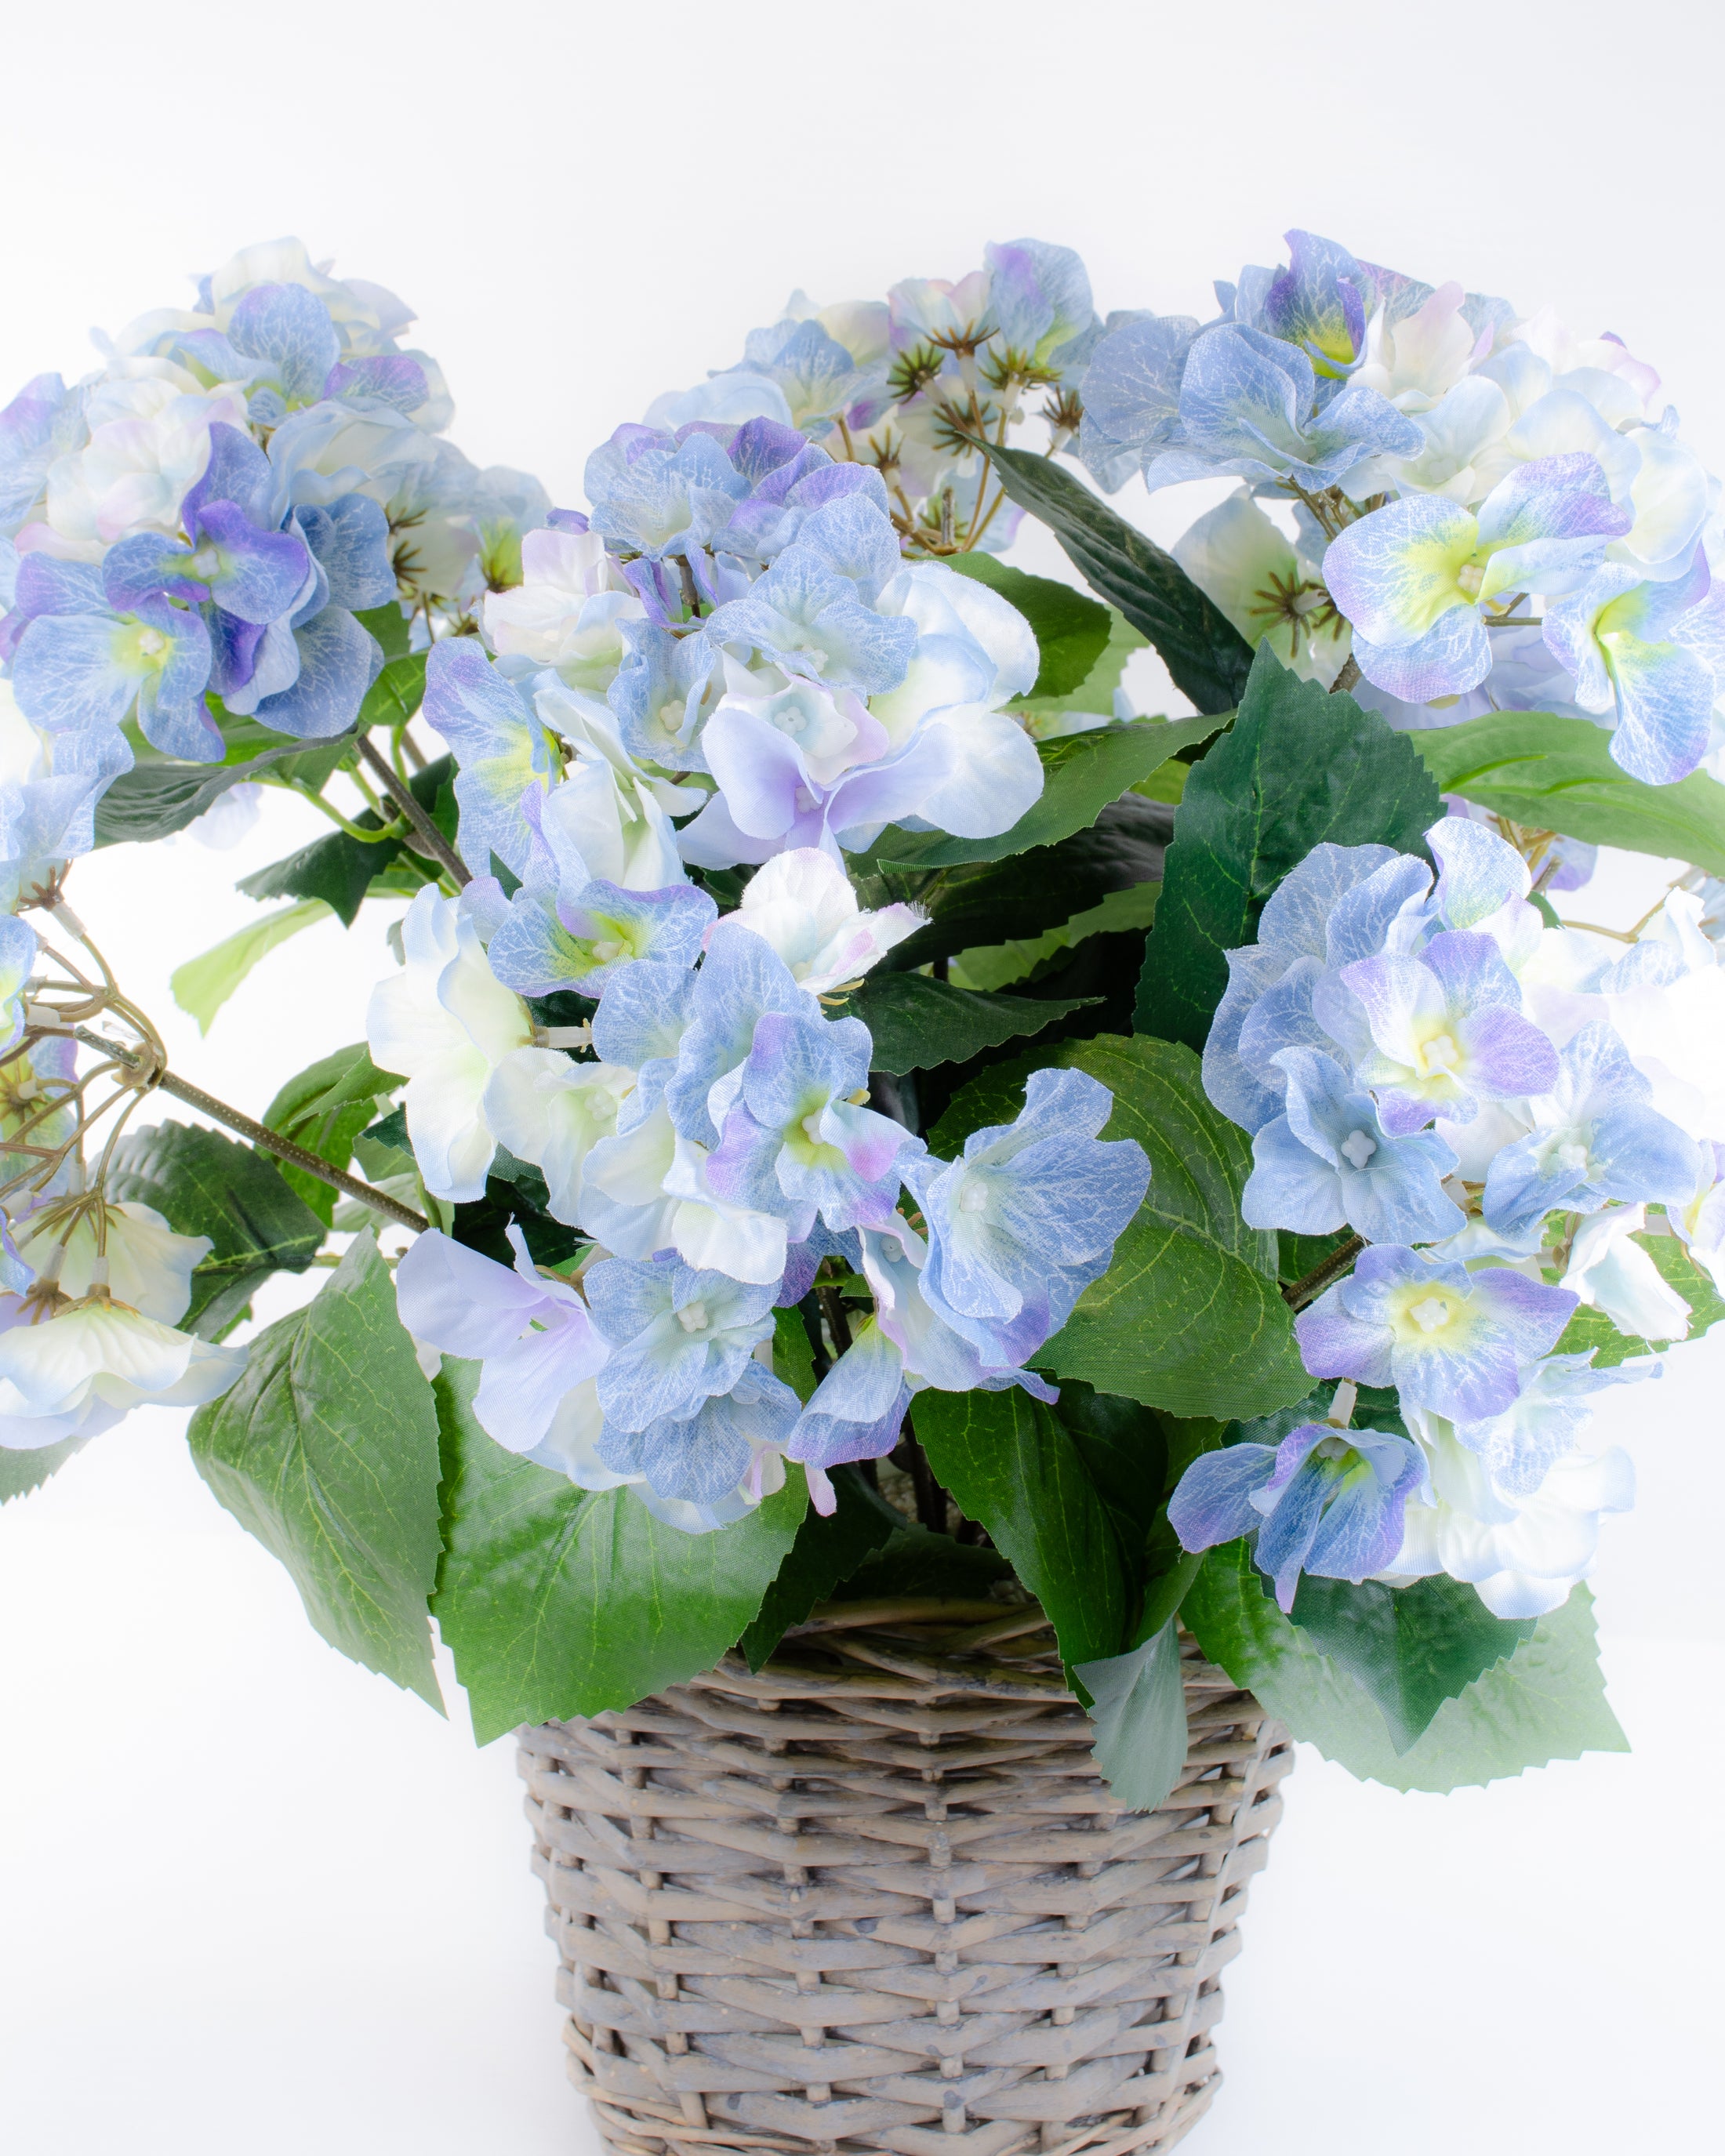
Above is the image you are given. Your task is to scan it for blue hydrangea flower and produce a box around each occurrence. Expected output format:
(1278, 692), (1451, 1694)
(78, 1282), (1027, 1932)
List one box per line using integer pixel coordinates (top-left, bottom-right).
(1203, 841), (1431, 1133)
(902, 1068), (1150, 1369)
(786, 1317), (911, 1472)
(857, 1219), (1062, 1400)
(714, 452), (891, 570)
(1077, 313), (1204, 492)
(1255, 229), (1375, 378)
(608, 621), (721, 771)
(1169, 1417), (1427, 1611)
(705, 1007), (923, 1239)
(701, 544), (916, 696)
(488, 873), (714, 1000)
(10, 554), (215, 760)
(586, 1254), (778, 1433)
(0, 374), (83, 535)
(1324, 453), (1633, 702)
(584, 426), (749, 596)
(422, 637), (557, 877)
(1297, 1244), (1575, 1422)
(1244, 1046), (1465, 1243)
(1138, 324), (1422, 493)
(1320, 928), (1559, 1134)
(1453, 1348), (1650, 1499)
(596, 1359), (801, 1509)
(663, 921), (819, 1148)
(1542, 548), (1721, 784)
(1481, 1022), (1701, 1239)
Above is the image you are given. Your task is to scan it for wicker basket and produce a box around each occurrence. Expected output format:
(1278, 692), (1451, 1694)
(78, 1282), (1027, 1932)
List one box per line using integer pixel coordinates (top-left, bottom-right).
(518, 1599), (1292, 2156)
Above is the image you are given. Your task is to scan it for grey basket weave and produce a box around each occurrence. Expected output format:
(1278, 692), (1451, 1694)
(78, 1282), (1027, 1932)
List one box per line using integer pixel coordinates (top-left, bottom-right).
(518, 1599), (1291, 2156)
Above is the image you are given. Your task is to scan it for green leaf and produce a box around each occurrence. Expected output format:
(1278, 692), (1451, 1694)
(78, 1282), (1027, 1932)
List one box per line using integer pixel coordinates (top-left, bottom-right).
(263, 1043), (401, 1228)
(1184, 1541), (1627, 1791)
(938, 1034), (1307, 1419)
(0, 1435), (88, 1504)
(1413, 709), (1725, 876)
(772, 1305), (819, 1403)
(827, 1519), (1012, 1602)
(170, 899), (333, 1034)
(979, 443), (1255, 715)
(1556, 1232), (1725, 1365)
(1011, 606), (1150, 733)
(238, 828), (391, 927)
(432, 1359), (806, 1737)
(93, 749), (310, 847)
(739, 1465), (902, 1671)
(1137, 648), (1443, 1051)
(880, 714), (1222, 873)
(238, 753), (454, 927)
(886, 798), (1169, 971)
(187, 1233), (445, 1705)
(1285, 1573), (1535, 1751)
(913, 1386), (1133, 1669)
(353, 602), (413, 662)
(358, 650), (428, 731)
(106, 1120), (325, 1340)
(944, 553), (1113, 698)
(1074, 1620), (1187, 1811)
(950, 878), (1160, 993)
(848, 971), (1099, 1074)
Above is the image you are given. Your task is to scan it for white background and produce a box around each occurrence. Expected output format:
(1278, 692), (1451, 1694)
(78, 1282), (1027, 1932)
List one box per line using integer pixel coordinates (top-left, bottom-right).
(2, 4), (1722, 2151)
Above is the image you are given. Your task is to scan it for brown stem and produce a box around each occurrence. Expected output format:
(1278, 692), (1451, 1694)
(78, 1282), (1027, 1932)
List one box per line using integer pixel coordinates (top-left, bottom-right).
(1282, 1232), (1364, 1311)
(72, 1029), (429, 1233)
(1330, 654), (1362, 695)
(355, 736), (470, 887)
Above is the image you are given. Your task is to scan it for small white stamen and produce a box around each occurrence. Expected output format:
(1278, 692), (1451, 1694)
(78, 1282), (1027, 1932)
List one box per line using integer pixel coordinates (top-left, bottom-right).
(676, 1300), (710, 1334)
(1340, 1129), (1378, 1170)
(1423, 1033), (1459, 1073)
(1409, 1294), (1452, 1334)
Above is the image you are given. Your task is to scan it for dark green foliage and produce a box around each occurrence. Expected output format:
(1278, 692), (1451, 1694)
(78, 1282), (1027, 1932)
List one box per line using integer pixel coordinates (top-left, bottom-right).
(1185, 1541), (1625, 1790)
(106, 1121), (325, 1339)
(1136, 648), (1443, 1050)
(261, 1042), (401, 1226)
(188, 1235), (445, 1704)
(0, 1436), (88, 1504)
(238, 755), (455, 924)
(433, 1360), (805, 1737)
(1414, 709), (1725, 876)
(739, 1467), (902, 1670)
(979, 443), (1255, 714)
(851, 972), (1098, 1074)
(884, 796), (1171, 971)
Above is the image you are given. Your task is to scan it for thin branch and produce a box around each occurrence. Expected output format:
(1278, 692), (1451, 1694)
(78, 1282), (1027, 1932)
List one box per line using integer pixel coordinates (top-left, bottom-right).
(1282, 1232), (1364, 1311)
(1329, 654), (1362, 695)
(72, 1028), (429, 1233)
(354, 736), (470, 887)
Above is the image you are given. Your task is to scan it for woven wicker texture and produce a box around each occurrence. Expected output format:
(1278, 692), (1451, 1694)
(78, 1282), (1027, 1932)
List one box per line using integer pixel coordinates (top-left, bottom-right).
(519, 1604), (1292, 2156)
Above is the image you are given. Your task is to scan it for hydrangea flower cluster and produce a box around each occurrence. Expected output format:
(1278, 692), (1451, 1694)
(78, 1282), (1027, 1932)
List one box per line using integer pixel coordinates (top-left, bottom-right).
(0, 240), (547, 1442)
(1081, 229), (1725, 786)
(1171, 815), (1725, 1616)
(378, 845), (1149, 1531)
(441, 414), (1052, 873)
(0, 238), (547, 890)
(644, 238), (1099, 557)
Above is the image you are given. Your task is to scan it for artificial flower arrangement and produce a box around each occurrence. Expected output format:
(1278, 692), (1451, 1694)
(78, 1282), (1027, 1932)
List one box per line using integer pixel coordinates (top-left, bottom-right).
(2, 226), (1723, 1809)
